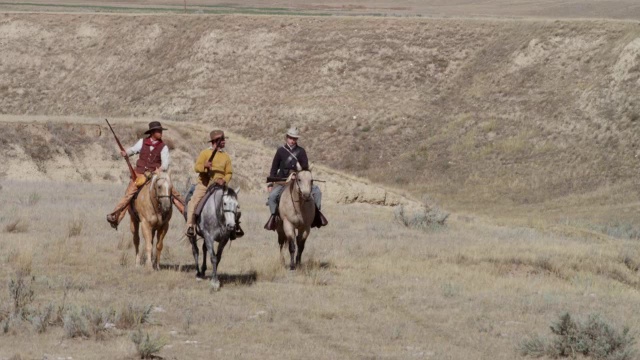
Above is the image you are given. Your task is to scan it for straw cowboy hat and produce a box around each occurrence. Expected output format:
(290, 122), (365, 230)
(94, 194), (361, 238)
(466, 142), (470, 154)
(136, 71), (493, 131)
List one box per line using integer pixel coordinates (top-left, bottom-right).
(206, 130), (226, 143)
(286, 127), (300, 138)
(144, 121), (168, 135)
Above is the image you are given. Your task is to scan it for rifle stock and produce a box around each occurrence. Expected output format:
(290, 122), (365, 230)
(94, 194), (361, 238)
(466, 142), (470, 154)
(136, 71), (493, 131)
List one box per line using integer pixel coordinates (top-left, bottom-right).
(105, 119), (137, 182)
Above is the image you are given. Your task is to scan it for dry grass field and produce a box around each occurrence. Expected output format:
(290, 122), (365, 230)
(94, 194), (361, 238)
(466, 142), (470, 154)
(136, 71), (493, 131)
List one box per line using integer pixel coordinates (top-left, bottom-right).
(3, 181), (640, 359)
(2, 2), (640, 359)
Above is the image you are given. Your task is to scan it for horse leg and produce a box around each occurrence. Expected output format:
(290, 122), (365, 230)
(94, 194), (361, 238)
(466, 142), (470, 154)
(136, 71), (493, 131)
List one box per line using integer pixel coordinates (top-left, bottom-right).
(204, 234), (220, 291)
(276, 223), (286, 266)
(201, 240), (207, 277)
(282, 221), (297, 270)
(140, 222), (154, 269)
(154, 223), (168, 271)
(211, 237), (228, 291)
(296, 227), (311, 268)
(130, 218), (141, 267)
(189, 237), (203, 279)
(151, 229), (157, 266)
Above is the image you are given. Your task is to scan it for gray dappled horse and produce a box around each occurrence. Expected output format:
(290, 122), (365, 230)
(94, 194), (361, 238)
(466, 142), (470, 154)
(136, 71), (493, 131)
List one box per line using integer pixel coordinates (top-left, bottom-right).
(277, 170), (315, 270)
(188, 187), (239, 291)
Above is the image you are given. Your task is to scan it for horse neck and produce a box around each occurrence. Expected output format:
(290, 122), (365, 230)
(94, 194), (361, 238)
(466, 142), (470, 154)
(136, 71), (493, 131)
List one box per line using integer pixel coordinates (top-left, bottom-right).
(288, 180), (301, 204)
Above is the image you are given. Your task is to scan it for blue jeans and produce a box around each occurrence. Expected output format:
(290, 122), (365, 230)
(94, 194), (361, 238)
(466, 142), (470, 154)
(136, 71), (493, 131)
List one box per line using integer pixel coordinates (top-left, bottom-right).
(268, 184), (322, 215)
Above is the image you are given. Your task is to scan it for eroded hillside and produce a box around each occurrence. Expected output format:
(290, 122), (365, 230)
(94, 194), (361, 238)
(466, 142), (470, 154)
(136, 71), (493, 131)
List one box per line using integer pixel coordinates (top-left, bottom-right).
(0, 116), (414, 207)
(1, 14), (639, 212)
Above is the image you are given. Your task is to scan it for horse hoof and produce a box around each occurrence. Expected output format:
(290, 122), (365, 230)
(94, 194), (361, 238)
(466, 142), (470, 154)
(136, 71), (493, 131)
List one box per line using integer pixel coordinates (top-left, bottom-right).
(210, 281), (221, 291)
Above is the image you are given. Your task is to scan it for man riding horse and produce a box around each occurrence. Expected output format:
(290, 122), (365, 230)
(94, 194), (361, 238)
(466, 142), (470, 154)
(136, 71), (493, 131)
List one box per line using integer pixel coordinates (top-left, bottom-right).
(185, 130), (243, 239)
(264, 127), (327, 231)
(106, 121), (185, 229)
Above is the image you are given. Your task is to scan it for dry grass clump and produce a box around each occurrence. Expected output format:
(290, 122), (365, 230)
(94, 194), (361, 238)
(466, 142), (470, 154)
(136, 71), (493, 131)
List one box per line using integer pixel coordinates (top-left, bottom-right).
(394, 198), (449, 230)
(5, 218), (29, 233)
(130, 329), (166, 359)
(8, 274), (34, 317)
(520, 313), (636, 360)
(115, 304), (153, 329)
(67, 217), (85, 237)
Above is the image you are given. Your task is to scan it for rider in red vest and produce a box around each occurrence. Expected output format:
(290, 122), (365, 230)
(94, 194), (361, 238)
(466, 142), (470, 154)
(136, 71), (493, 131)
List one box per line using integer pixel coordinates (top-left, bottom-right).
(106, 121), (186, 229)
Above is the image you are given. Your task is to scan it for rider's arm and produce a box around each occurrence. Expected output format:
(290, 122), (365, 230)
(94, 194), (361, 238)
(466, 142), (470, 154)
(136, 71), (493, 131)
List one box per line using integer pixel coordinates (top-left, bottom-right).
(269, 148), (282, 178)
(194, 149), (209, 173)
(126, 139), (143, 156)
(297, 148), (309, 170)
(159, 146), (170, 172)
(224, 156), (233, 184)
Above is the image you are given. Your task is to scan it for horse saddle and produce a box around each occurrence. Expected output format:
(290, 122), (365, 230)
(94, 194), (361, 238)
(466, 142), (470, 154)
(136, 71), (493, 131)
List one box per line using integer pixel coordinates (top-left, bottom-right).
(184, 184), (222, 223)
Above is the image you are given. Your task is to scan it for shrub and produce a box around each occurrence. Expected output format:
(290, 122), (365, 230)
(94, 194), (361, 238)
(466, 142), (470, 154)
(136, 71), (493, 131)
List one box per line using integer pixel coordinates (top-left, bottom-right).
(82, 307), (113, 340)
(130, 329), (166, 359)
(30, 303), (55, 334)
(63, 307), (90, 339)
(520, 312), (636, 360)
(394, 197), (449, 230)
(8, 274), (34, 317)
(116, 304), (153, 329)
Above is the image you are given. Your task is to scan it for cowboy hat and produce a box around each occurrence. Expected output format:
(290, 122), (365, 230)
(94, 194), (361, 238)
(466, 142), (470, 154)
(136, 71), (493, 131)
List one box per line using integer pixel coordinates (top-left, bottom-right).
(205, 130), (226, 143)
(286, 127), (300, 138)
(144, 121), (167, 135)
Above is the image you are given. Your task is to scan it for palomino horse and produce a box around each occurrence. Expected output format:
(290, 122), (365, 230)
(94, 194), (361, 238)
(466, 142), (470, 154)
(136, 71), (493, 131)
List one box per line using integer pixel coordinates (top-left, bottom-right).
(189, 187), (239, 291)
(277, 170), (315, 270)
(129, 172), (173, 269)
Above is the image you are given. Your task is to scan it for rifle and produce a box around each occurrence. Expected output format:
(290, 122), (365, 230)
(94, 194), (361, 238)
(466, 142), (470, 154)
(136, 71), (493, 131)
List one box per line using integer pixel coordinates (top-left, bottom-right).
(266, 176), (325, 183)
(105, 119), (137, 182)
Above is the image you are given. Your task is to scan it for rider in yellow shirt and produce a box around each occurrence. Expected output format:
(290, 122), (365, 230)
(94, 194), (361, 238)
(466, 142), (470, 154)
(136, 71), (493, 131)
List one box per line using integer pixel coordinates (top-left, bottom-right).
(186, 130), (242, 239)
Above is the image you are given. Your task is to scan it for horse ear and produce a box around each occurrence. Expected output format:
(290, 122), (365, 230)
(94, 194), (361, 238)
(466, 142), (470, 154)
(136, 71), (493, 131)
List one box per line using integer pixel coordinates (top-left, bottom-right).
(309, 162), (314, 171)
(296, 162), (303, 171)
(235, 187), (241, 195)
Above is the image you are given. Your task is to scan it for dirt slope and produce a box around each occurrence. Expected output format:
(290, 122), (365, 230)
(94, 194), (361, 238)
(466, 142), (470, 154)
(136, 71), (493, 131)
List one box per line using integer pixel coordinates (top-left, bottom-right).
(1, 13), (639, 213)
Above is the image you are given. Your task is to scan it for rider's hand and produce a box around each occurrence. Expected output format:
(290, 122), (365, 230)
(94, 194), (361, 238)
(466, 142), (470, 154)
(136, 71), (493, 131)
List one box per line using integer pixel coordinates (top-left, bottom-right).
(154, 167), (162, 174)
(215, 178), (226, 186)
(120, 150), (127, 157)
(267, 185), (273, 193)
(205, 161), (212, 169)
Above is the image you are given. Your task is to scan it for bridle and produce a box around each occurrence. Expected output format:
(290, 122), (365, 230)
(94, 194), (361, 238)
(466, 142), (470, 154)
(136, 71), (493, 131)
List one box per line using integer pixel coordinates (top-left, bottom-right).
(151, 175), (172, 218)
(289, 171), (313, 205)
(219, 188), (238, 227)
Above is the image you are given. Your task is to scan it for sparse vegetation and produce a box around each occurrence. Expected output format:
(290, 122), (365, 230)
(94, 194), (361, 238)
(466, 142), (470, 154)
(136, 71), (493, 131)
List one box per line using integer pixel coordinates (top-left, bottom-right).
(67, 217), (85, 238)
(116, 304), (154, 330)
(520, 313), (636, 360)
(130, 329), (166, 359)
(394, 198), (449, 230)
(5, 218), (29, 233)
(8, 274), (34, 318)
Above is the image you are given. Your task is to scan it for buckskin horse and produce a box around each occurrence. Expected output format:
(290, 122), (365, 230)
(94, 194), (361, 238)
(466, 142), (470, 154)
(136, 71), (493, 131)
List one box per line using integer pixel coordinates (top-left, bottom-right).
(276, 170), (315, 270)
(188, 187), (239, 291)
(129, 172), (173, 269)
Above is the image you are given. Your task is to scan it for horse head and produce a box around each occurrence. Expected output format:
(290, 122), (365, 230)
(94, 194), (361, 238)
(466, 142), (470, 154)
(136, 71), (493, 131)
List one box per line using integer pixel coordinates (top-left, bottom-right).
(294, 170), (314, 202)
(221, 187), (239, 233)
(152, 172), (173, 213)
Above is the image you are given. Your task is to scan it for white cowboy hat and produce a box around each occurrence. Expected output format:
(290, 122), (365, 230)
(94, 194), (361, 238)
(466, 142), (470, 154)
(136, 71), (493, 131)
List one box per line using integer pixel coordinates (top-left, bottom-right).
(286, 127), (300, 138)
